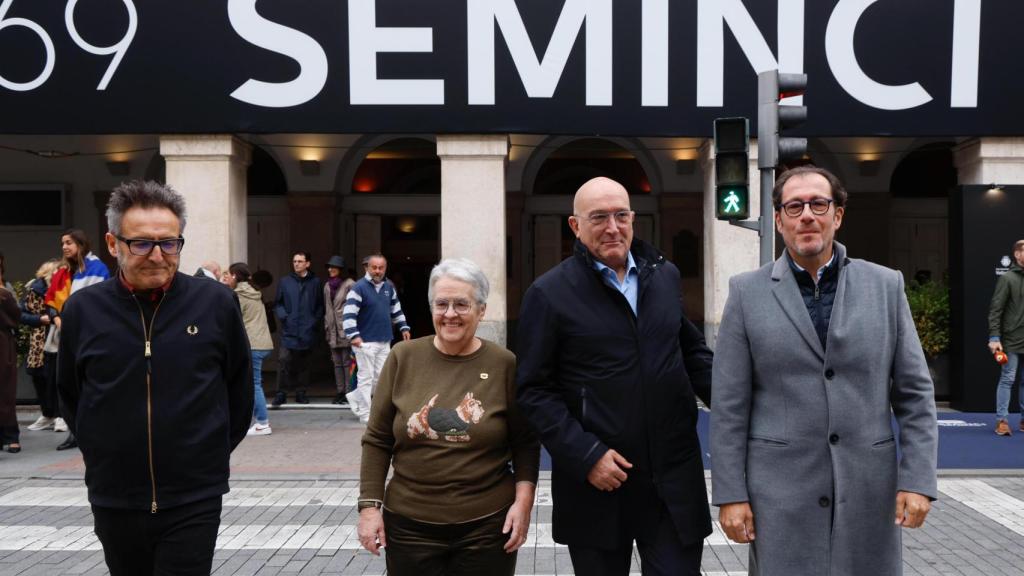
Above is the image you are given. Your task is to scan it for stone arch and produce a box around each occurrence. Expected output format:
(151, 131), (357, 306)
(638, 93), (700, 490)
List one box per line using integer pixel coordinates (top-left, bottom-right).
(519, 135), (663, 197)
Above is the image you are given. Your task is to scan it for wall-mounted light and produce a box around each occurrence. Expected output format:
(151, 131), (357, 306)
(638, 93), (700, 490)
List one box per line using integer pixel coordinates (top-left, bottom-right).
(675, 159), (696, 175)
(299, 160), (320, 176)
(106, 161), (131, 176)
(858, 159), (880, 177)
(987, 183), (1005, 195)
(396, 217), (418, 234)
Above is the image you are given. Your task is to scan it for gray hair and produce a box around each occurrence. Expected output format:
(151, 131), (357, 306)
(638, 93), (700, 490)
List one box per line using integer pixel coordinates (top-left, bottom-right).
(106, 180), (187, 235)
(427, 258), (489, 305)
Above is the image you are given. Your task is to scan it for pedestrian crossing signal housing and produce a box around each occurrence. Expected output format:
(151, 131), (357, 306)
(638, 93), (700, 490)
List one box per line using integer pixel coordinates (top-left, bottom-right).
(714, 117), (750, 220)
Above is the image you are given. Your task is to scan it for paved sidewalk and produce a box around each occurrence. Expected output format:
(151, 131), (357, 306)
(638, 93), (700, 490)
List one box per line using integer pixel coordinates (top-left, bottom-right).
(3, 408), (1024, 575)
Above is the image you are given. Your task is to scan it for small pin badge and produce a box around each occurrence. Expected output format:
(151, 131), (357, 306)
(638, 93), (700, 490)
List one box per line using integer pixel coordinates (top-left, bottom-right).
(480, 373), (489, 380)
(186, 325), (199, 336)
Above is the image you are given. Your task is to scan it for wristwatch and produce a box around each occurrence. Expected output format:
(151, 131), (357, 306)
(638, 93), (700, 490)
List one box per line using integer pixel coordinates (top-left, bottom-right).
(357, 500), (383, 511)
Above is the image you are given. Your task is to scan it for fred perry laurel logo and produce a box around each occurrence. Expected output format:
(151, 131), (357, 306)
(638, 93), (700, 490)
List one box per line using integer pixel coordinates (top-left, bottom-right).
(480, 373), (489, 380)
(186, 325), (199, 336)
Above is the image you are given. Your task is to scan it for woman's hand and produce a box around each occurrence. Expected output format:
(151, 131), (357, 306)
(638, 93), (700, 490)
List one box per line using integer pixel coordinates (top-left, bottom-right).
(357, 508), (387, 555)
(502, 481), (536, 553)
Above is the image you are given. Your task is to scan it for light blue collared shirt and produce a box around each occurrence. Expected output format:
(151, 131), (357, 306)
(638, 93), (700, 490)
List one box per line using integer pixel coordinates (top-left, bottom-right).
(594, 252), (639, 315)
(789, 252), (836, 282)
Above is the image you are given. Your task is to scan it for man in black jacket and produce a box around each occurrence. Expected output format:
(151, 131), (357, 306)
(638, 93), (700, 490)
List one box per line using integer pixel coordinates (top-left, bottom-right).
(517, 177), (713, 576)
(57, 180), (252, 576)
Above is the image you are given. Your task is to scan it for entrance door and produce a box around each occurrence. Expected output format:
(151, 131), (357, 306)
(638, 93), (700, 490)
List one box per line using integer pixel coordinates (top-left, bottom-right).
(380, 214), (440, 339)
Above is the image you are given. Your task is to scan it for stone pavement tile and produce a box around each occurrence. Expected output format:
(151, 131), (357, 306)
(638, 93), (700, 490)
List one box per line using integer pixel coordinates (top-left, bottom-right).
(296, 556), (331, 575)
(280, 559), (308, 573)
(265, 552), (294, 567)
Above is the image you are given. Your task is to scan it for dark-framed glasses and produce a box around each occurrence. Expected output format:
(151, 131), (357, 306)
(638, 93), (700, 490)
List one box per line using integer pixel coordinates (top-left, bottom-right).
(577, 210), (634, 226)
(432, 298), (474, 315)
(778, 198), (833, 218)
(116, 235), (185, 256)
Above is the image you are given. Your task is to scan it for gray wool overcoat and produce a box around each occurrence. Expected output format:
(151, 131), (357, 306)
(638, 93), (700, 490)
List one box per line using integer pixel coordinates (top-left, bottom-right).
(710, 242), (938, 576)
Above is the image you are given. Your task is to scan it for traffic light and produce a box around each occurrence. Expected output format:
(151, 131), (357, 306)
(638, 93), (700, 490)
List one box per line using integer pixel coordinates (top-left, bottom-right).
(714, 117), (750, 221)
(757, 70), (807, 169)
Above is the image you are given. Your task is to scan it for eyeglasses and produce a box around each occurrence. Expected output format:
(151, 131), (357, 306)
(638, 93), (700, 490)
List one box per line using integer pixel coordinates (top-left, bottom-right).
(777, 198), (834, 218)
(115, 235), (185, 256)
(432, 299), (474, 315)
(575, 210), (634, 226)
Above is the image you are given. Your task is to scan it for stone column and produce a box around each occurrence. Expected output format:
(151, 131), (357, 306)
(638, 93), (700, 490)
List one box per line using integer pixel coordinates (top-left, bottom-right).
(436, 135), (509, 346)
(160, 135), (251, 275)
(702, 138), (762, 347)
(953, 138), (1024, 185)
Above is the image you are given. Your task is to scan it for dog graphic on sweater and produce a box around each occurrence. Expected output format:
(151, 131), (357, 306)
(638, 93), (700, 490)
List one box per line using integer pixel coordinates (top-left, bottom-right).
(407, 392), (485, 442)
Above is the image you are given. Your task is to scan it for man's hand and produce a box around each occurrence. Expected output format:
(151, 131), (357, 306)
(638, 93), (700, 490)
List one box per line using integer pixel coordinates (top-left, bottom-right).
(719, 502), (756, 543)
(53, 316), (62, 329)
(989, 340), (1003, 354)
(357, 508), (387, 555)
(40, 315), (51, 325)
(895, 491), (931, 528)
(401, 330), (411, 341)
(586, 449), (632, 491)
(351, 337), (363, 348)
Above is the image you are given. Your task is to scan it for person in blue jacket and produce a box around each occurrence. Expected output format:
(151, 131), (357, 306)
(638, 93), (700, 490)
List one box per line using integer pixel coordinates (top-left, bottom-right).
(272, 251), (324, 407)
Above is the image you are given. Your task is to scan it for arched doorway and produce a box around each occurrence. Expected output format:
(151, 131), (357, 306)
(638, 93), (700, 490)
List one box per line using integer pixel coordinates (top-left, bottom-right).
(341, 137), (441, 338)
(889, 142), (956, 283)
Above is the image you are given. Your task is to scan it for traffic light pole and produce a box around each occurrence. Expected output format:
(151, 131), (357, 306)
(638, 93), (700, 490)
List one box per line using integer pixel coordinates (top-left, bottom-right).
(759, 167), (775, 265)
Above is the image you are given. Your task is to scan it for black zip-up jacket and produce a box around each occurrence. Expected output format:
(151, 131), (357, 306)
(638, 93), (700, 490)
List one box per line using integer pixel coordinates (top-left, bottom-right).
(788, 250), (846, 350)
(57, 272), (252, 512)
(516, 239), (713, 549)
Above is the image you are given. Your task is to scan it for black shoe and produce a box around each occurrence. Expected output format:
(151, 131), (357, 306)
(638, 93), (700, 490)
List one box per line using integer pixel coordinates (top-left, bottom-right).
(3, 443), (21, 453)
(295, 391), (310, 404)
(332, 393), (348, 406)
(56, 436), (78, 451)
(270, 392), (286, 409)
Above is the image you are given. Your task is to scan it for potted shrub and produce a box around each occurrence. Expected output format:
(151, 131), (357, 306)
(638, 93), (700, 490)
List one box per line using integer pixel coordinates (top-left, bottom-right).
(905, 279), (950, 397)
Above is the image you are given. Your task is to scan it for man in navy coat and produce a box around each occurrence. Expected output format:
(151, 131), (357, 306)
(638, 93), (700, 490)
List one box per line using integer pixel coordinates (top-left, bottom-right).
(517, 177), (713, 576)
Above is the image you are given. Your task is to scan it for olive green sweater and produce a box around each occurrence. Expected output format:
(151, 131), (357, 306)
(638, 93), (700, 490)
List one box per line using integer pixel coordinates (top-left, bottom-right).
(359, 336), (540, 523)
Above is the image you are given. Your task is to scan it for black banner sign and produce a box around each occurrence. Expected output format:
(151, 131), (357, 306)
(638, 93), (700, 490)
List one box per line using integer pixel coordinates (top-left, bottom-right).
(0, 0), (1016, 136)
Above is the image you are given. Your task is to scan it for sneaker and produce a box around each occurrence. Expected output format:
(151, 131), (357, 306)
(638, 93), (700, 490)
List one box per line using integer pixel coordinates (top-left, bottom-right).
(247, 423), (272, 436)
(1019, 420), (1024, 433)
(295, 391), (310, 405)
(270, 392), (286, 409)
(53, 417), (68, 433)
(27, 416), (56, 431)
(996, 419), (1012, 436)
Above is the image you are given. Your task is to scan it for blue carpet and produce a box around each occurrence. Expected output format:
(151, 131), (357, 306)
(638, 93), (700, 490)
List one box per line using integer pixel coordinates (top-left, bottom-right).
(538, 411), (1024, 471)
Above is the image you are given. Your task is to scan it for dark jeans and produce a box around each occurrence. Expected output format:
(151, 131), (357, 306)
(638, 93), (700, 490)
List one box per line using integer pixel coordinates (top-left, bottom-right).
(567, 504), (703, 576)
(43, 351), (59, 417)
(277, 347), (311, 394)
(29, 368), (55, 418)
(91, 495), (222, 576)
(383, 507), (517, 576)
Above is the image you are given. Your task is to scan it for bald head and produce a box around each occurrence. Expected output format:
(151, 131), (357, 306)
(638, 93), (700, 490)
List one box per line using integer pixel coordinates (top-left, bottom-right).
(569, 177), (634, 274)
(573, 177), (630, 215)
(202, 260), (222, 279)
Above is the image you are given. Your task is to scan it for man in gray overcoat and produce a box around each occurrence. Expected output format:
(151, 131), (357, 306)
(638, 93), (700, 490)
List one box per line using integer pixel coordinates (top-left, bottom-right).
(710, 165), (938, 575)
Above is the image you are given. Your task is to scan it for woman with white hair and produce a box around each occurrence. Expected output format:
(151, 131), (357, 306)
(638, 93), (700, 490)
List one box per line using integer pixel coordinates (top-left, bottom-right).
(357, 258), (539, 576)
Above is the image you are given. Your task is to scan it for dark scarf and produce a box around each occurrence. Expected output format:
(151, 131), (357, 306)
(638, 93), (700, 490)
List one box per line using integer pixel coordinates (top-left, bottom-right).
(327, 276), (344, 301)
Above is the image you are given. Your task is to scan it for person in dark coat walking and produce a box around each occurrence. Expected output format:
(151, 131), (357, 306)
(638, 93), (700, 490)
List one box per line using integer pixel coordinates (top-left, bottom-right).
(988, 239), (1024, 435)
(56, 180), (252, 575)
(272, 252), (324, 407)
(516, 177), (713, 576)
(0, 252), (22, 453)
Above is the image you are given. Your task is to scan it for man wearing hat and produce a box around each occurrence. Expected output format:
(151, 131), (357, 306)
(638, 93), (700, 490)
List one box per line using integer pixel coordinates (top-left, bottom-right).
(324, 255), (356, 405)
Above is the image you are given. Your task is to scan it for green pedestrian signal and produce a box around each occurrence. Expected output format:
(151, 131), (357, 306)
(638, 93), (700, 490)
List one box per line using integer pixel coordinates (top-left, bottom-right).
(717, 186), (749, 218)
(714, 117), (750, 220)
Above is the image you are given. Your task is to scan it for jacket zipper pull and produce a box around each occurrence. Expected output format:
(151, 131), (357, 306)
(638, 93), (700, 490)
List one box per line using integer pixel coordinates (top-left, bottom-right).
(151, 501), (158, 514)
(814, 284), (820, 301)
(145, 341), (152, 358)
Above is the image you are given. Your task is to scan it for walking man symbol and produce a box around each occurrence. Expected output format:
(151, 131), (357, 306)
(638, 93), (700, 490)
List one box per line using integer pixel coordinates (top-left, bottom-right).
(724, 190), (741, 213)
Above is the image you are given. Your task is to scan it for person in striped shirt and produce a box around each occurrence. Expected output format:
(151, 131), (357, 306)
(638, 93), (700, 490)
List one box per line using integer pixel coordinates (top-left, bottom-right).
(343, 254), (411, 423)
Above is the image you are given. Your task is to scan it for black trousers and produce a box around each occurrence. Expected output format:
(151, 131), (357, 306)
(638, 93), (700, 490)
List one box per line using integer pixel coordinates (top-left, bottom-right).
(277, 346), (311, 393)
(568, 504), (703, 576)
(91, 495), (222, 576)
(383, 507), (517, 576)
(29, 368), (55, 418)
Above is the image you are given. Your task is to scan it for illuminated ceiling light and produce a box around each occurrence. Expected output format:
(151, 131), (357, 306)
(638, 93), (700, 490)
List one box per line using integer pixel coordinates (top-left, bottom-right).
(299, 160), (320, 176)
(396, 217), (417, 234)
(106, 161), (131, 176)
